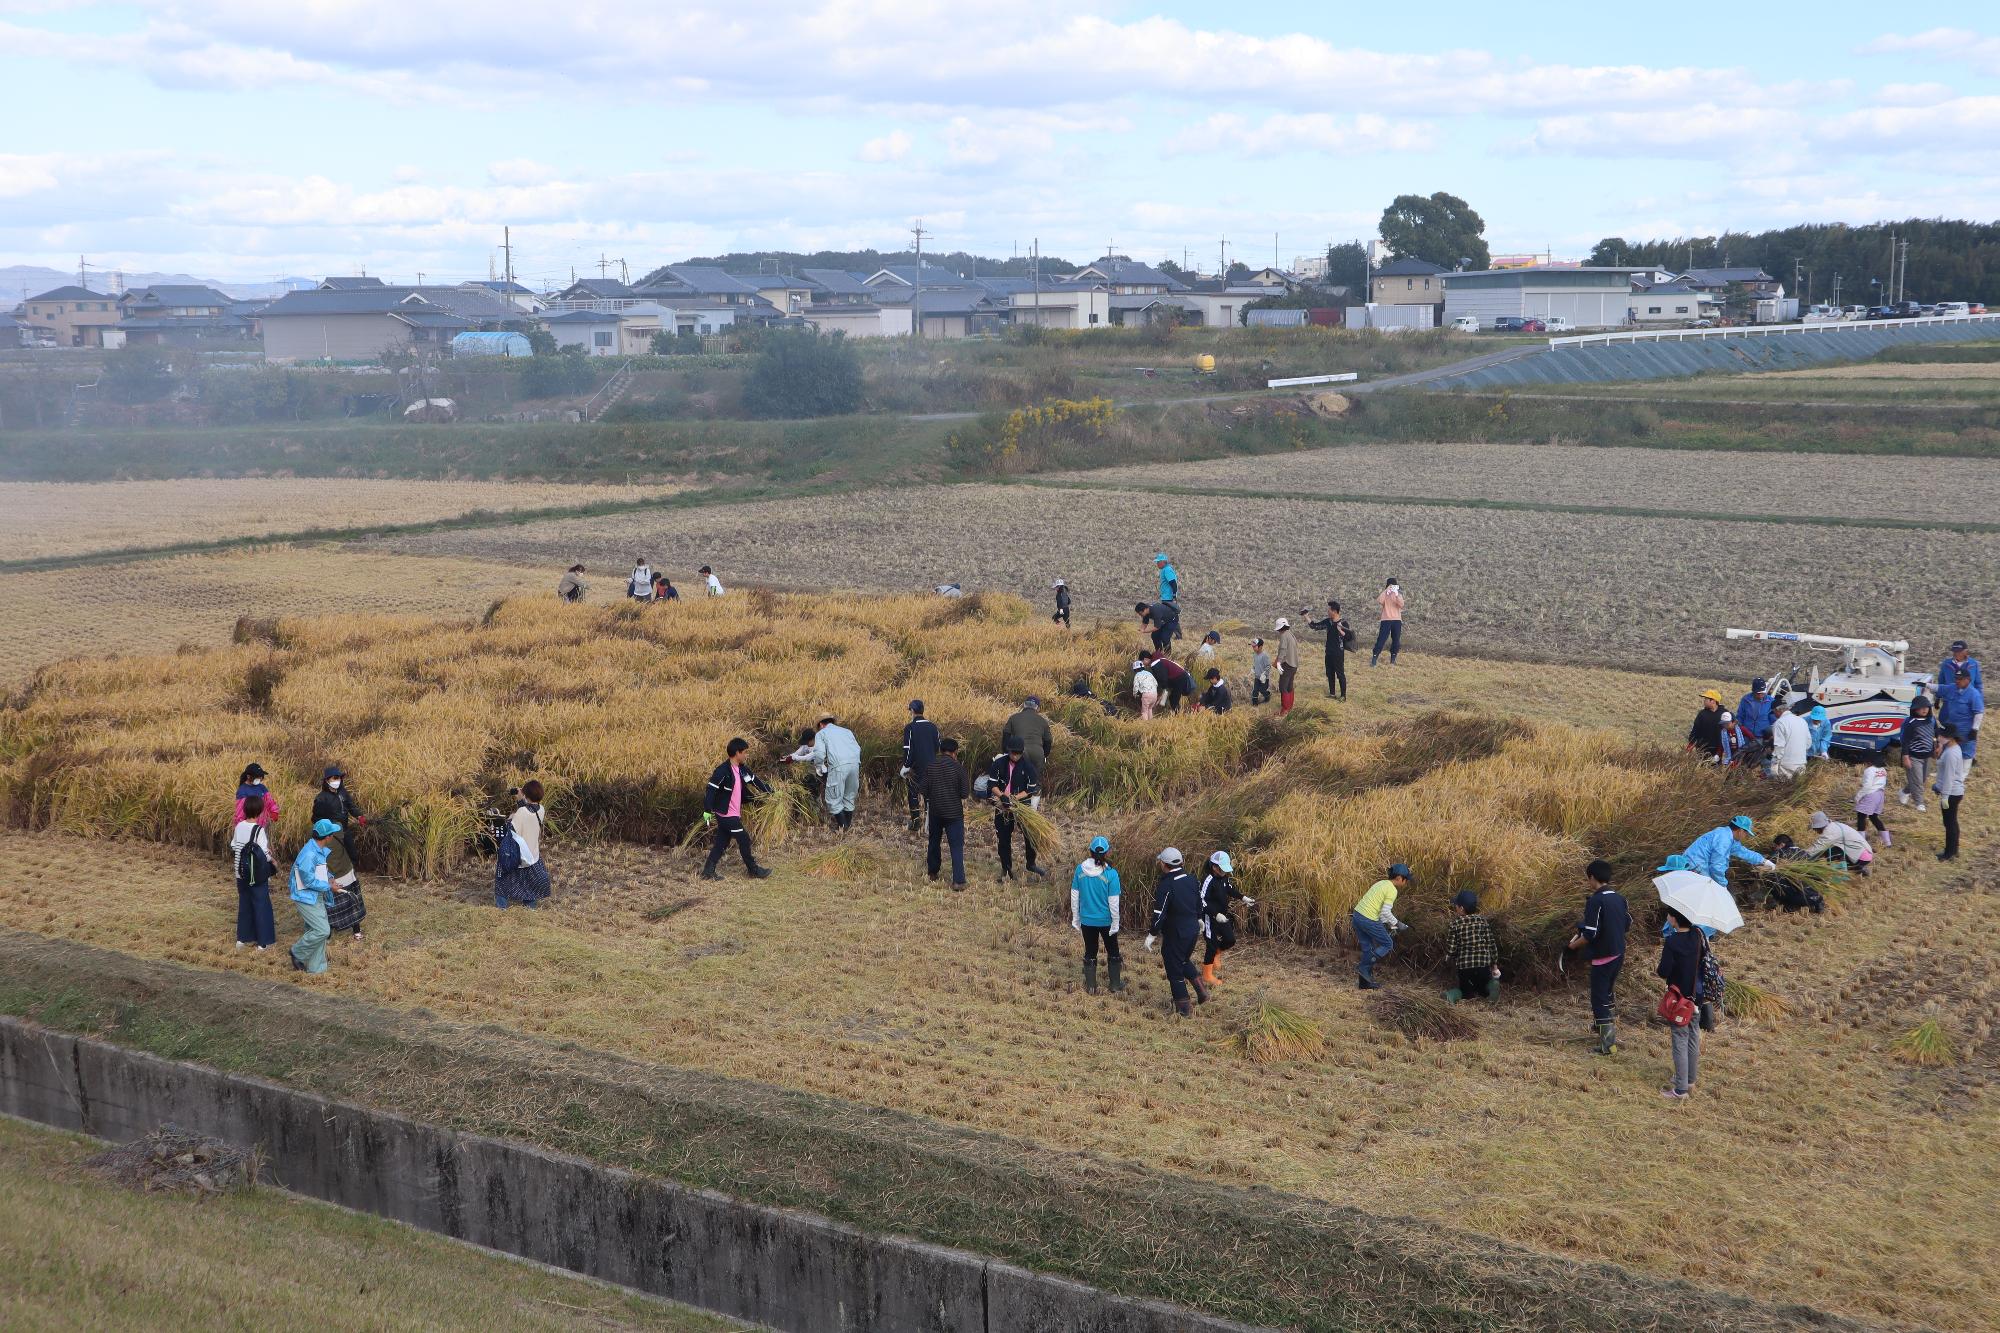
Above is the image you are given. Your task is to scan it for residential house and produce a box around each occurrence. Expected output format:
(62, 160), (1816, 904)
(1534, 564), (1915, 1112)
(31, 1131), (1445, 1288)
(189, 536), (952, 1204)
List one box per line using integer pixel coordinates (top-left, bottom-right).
(541, 308), (623, 356)
(740, 273), (816, 318)
(1, 313), (25, 348)
(19, 286), (121, 347)
(1441, 265), (1649, 330)
(633, 266), (758, 304)
(799, 269), (875, 304)
(465, 280), (547, 313)
(1176, 279), (1278, 328)
(257, 285), (527, 362)
(1009, 285), (1110, 332)
(804, 301), (901, 338)
(550, 278), (640, 310)
(1676, 267), (1786, 322)
(318, 276), (386, 290)
(1067, 256), (1186, 295)
(113, 284), (256, 346)
(1369, 258), (1447, 307)
(1627, 281), (1705, 326)
(1238, 266), (1300, 290)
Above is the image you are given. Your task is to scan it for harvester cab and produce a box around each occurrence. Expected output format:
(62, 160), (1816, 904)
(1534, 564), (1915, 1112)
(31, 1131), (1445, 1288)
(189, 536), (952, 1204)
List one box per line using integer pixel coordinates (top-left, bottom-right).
(1725, 628), (1933, 753)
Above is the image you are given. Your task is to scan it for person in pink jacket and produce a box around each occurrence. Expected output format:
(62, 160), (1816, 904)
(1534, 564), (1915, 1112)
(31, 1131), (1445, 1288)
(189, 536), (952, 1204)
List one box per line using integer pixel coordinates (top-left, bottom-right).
(1370, 577), (1405, 667)
(234, 762), (279, 828)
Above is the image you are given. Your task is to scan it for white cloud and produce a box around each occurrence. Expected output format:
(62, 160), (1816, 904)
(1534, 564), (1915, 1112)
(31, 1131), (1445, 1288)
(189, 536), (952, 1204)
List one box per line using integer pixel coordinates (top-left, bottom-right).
(857, 131), (911, 163)
(1525, 107), (1804, 158)
(1864, 28), (2000, 76)
(1167, 112), (1433, 157)
(1820, 96), (2000, 149)
(488, 158), (560, 185)
(940, 111), (1129, 168)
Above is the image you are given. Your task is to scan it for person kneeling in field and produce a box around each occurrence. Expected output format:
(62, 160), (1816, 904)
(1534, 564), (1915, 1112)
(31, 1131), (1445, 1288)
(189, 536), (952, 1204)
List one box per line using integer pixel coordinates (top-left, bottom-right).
(1131, 659), (1160, 720)
(1801, 810), (1873, 876)
(1199, 668), (1232, 713)
(1443, 890), (1499, 1003)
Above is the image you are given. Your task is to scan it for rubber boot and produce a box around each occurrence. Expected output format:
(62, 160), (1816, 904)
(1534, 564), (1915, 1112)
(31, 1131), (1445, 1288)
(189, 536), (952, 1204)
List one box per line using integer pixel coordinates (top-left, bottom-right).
(1596, 1021), (1619, 1055)
(1443, 987), (1464, 1004)
(1174, 998), (1193, 1018)
(1485, 977), (1500, 1000)
(1083, 961), (1098, 994)
(1107, 957), (1125, 992)
(1280, 692), (1294, 715)
(1881, 830), (1892, 848)
(1188, 970), (1210, 1005)
(1200, 960), (1218, 987)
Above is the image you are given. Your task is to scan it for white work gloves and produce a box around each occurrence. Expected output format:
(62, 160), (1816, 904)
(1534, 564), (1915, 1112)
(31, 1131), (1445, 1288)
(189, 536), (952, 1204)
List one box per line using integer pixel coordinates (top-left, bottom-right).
(1071, 918), (1081, 932)
(1242, 896), (1256, 907)
(1143, 935), (1157, 952)
(899, 765), (911, 779)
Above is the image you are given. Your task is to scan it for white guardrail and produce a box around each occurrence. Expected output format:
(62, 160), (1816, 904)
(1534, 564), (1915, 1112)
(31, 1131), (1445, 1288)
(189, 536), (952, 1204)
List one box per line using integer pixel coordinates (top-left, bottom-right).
(1548, 311), (2000, 349)
(1266, 371), (1359, 388)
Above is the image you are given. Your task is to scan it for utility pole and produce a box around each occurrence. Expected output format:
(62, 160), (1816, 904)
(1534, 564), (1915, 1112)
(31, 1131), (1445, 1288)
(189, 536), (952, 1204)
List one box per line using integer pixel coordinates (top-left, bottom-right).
(1218, 237), (1227, 281)
(911, 219), (928, 340)
(77, 255), (88, 290)
(502, 225), (514, 290)
(1032, 237), (1041, 329)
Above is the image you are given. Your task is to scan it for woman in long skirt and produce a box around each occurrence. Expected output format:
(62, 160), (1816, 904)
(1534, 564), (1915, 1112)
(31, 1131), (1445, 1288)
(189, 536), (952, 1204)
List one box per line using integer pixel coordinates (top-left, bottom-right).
(494, 780), (553, 908)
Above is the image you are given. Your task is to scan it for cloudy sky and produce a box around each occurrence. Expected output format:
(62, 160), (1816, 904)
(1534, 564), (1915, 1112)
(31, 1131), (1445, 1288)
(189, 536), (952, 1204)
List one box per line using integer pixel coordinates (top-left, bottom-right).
(3, 1), (1997, 285)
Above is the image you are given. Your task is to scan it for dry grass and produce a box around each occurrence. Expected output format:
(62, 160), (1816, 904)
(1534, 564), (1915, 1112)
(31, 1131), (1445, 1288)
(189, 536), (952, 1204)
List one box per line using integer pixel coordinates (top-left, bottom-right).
(1892, 1017), (1959, 1066)
(1063, 441), (2000, 526)
(378, 481), (1998, 676)
(1234, 999), (1327, 1064)
(1722, 977), (1790, 1022)
(1759, 361), (2000, 381)
(0, 1117), (730, 1330)
(0, 478), (687, 562)
(0, 545), (548, 684)
(1368, 989), (1480, 1042)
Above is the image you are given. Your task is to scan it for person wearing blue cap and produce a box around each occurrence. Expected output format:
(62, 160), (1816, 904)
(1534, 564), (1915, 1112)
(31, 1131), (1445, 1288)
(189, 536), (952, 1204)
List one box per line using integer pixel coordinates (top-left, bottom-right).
(1567, 859), (1628, 1054)
(1683, 815), (1772, 888)
(1144, 847), (1209, 1016)
(288, 819), (341, 974)
(1071, 836), (1124, 995)
(1351, 865), (1409, 990)
(1939, 640), (1981, 694)
(1442, 889), (1498, 1004)
(1153, 553), (1179, 605)
(1198, 851), (1253, 987)
(1807, 704), (1833, 760)
(1735, 679), (1775, 742)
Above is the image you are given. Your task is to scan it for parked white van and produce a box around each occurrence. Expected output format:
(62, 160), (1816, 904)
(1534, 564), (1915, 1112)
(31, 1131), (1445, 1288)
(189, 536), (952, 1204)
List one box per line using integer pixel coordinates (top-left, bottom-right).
(1935, 301), (1971, 316)
(1449, 315), (1480, 333)
(1542, 316), (1573, 333)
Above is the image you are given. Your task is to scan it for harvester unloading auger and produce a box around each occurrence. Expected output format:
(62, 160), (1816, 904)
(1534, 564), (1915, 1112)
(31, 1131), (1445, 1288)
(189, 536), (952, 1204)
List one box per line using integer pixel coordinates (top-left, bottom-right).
(1725, 628), (1934, 753)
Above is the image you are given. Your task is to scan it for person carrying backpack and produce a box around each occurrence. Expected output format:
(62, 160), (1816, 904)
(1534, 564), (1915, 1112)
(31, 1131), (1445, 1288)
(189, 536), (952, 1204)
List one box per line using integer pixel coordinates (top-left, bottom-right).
(1071, 835), (1124, 994)
(494, 780), (552, 908)
(627, 557), (654, 601)
(1305, 599), (1353, 700)
(231, 793), (277, 950)
(1657, 907), (1710, 1099)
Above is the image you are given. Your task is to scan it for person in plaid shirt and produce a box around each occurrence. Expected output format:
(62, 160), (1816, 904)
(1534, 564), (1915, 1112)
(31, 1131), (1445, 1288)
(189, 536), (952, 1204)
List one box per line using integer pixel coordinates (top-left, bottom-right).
(1443, 889), (1500, 1003)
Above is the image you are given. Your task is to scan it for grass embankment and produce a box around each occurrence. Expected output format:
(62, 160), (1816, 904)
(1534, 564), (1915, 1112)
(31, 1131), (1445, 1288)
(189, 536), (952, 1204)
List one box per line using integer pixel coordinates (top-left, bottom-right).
(0, 928), (1915, 1333)
(0, 1116), (731, 1331)
(0, 592), (1820, 964)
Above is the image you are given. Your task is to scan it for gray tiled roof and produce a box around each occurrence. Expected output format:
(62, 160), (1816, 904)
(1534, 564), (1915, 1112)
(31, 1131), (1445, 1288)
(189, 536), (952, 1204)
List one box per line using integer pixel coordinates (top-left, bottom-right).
(800, 268), (873, 296)
(1373, 258), (1446, 277)
(318, 276), (386, 289)
(27, 285), (111, 301)
(260, 286), (524, 320)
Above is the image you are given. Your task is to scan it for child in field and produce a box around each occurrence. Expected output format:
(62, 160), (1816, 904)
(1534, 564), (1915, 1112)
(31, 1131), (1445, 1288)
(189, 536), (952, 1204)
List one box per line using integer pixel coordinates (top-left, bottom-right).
(1443, 889), (1499, 1004)
(1855, 764), (1890, 847)
(700, 565), (725, 596)
(1132, 659), (1160, 720)
(1249, 637), (1272, 706)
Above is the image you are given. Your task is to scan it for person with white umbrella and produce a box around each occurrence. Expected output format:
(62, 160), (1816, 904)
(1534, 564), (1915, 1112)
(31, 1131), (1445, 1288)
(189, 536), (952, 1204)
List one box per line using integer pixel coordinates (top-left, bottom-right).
(1656, 905), (1712, 1101)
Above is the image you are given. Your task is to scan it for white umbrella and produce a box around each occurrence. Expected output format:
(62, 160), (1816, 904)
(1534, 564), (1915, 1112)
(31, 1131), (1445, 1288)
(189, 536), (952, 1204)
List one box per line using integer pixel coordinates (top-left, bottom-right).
(1652, 870), (1744, 935)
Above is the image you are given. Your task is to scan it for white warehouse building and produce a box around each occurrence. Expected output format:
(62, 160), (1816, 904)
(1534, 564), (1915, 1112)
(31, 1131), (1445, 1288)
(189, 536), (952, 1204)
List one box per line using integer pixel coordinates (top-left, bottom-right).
(1442, 266), (1649, 330)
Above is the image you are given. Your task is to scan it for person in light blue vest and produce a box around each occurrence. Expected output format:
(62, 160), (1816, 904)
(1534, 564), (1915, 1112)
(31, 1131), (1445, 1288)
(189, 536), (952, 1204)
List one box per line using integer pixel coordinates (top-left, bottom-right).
(1071, 835), (1124, 995)
(1683, 815), (1772, 888)
(1807, 704), (1833, 759)
(288, 819), (341, 975)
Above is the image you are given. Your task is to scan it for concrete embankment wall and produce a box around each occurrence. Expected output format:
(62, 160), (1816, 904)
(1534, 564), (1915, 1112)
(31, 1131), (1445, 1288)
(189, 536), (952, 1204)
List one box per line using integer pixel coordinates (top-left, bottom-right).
(0, 1017), (1261, 1333)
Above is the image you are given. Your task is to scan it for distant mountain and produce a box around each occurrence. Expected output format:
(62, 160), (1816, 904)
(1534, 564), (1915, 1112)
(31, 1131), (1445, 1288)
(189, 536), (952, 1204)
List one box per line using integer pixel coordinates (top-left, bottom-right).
(0, 264), (313, 304)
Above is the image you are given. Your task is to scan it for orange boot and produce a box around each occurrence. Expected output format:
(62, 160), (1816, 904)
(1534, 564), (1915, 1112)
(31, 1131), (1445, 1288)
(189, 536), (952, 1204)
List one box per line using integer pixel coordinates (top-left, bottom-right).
(1200, 960), (1219, 987)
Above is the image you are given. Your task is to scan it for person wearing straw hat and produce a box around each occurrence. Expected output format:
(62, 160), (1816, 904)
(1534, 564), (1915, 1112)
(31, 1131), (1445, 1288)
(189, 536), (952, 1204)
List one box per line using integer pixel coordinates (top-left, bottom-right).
(1050, 578), (1071, 628)
(1568, 859), (1628, 1055)
(1687, 690), (1725, 759)
(1802, 810), (1873, 876)
(1144, 847), (1209, 1016)
(1198, 851), (1252, 986)
(1683, 815), (1772, 889)
(1442, 889), (1499, 1004)
(1071, 835), (1124, 994)
(1351, 864), (1409, 990)
(287, 819), (341, 974)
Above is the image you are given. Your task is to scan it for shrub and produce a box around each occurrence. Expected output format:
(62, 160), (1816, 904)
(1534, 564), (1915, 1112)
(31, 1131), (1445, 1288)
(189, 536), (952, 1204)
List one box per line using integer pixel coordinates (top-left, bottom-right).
(743, 330), (863, 418)
(946, 397), (1116, 473)
(520, 351), (597, 399)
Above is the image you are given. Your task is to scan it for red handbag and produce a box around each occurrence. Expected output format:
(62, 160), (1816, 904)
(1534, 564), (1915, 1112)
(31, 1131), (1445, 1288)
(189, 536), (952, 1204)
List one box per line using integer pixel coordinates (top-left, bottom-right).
(1657, 985), (1697, 1028)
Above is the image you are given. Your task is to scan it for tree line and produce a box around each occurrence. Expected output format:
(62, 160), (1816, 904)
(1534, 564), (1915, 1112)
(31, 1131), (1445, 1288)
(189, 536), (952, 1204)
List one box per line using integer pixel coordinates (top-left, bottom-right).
(1588, 220), (2000, 306)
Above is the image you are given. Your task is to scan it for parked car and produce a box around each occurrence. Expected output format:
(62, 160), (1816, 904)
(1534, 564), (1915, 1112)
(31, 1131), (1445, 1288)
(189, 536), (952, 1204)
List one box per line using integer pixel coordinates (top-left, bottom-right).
(1519, 317), (1547, 333)
(1492, 316), (1526, 332)
(1866, 306), (1896, 320)
(1891, 301), (1924, 318)
(1449, 315), (1480, 333)
(1843, 305), (1869, 320)
(1542, 316), (1573, 333)
(1689, 318), (1717, 328)
(1935, 301), (1971, 316)
(1971, 303), (1988, 315)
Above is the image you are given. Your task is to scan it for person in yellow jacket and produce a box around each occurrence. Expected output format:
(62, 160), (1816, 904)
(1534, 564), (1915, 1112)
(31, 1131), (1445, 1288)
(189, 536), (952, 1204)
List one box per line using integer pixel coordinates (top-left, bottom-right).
(1351, 863), (1410, 990)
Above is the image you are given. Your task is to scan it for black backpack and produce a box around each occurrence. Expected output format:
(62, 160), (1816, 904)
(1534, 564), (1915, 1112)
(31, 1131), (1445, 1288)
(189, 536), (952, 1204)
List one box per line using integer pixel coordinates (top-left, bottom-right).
(1340, 619), (1357, 651)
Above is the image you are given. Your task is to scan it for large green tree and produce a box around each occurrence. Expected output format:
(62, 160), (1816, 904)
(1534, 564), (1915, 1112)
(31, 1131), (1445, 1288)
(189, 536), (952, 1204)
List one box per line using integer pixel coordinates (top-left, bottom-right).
(1322, 241), (1368, 292)
(743, 329), (864, 418)
(1587, 237), (1632, 267)
(1379, 193), (1490, 271)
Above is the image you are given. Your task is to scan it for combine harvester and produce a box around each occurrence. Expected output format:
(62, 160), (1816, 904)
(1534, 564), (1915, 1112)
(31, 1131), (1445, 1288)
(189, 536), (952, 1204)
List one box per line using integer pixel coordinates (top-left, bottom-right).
(1726, 628), (1933, 754)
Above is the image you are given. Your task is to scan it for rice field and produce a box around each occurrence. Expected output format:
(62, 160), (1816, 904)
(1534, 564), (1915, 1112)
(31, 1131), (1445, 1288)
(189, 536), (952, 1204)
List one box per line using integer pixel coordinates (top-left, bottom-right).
(1063, 442), (2000, 526)
(0, 545), (545, 684)
(0, 478), (685, 562)
(378, 483), (1998, 676)
(1755, 361), (2000, 381)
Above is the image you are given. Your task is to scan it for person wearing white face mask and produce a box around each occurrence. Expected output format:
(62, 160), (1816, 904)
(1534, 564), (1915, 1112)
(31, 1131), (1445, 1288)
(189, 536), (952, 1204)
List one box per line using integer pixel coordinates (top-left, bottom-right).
(311, 765), (368, 939)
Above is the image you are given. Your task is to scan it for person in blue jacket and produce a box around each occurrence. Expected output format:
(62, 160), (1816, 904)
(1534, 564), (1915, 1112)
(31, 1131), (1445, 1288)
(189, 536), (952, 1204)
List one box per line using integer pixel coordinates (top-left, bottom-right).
(1807, 704), (1833, 759)
(1154, 553), (1179, 604)
(1735, 679), (1775, 740)
(1937, 667), (1983, 763)
(1070, 836), (1124, 995)
(288, 818), (341, 975)
(1939, 640), (1981, 693)
(1683, 815), (1773, 887)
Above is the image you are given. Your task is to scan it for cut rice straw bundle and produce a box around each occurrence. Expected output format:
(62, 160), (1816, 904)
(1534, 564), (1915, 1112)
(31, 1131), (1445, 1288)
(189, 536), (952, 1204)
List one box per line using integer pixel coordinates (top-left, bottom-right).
(1368, 990), (1478, 1042)
(1762, 857), (1851, 905)
(1722, 977), (1789, 1022)
(1892, 1018), (1958, 1067)
(1011, 802), (1064, 860)
(747, 781), (821, 848)
(1237, 1000), (1326, 1064)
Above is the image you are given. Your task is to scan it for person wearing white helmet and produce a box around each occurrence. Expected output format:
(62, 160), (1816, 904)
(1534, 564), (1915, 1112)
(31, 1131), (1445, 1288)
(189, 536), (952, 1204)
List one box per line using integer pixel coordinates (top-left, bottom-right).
(1051, 578), (1071, 628)
(1274, 617), (1300, 716)
(1198, 851), (1253, 987)
(1144, 847), (1210, 1016)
